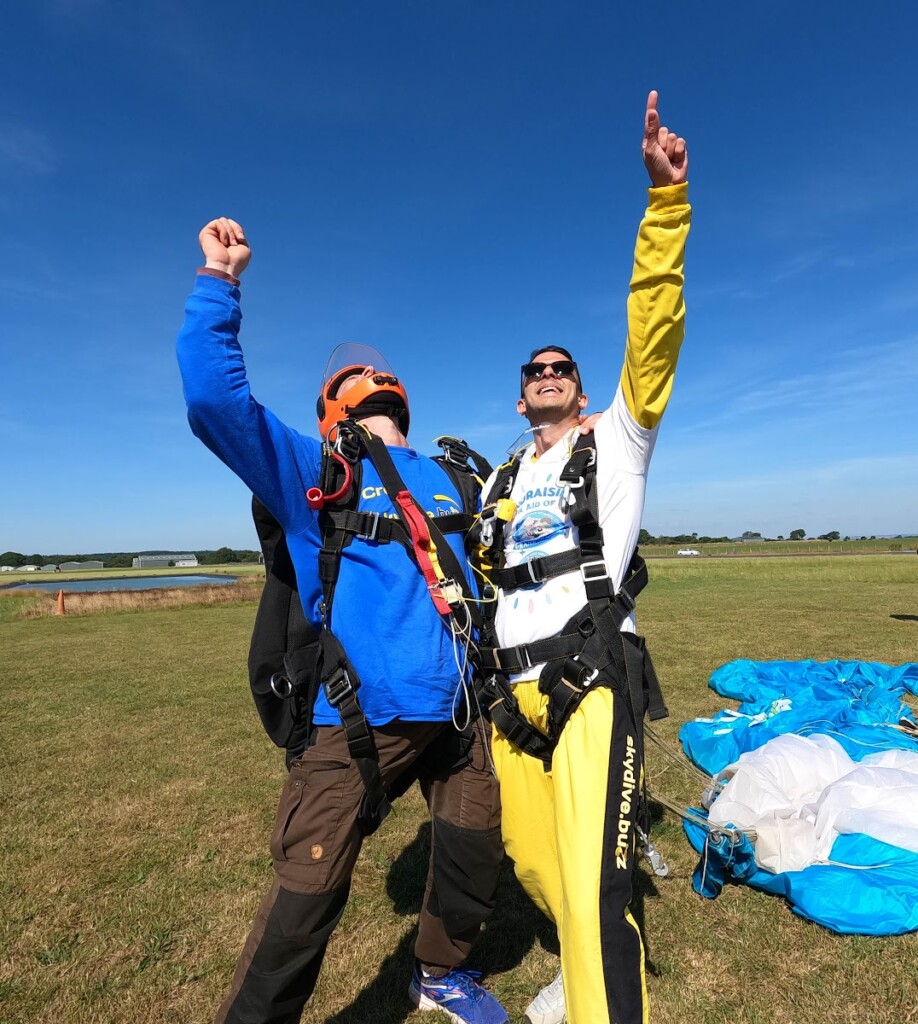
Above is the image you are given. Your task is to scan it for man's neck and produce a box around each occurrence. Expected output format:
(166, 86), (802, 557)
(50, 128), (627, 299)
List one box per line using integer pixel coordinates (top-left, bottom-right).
(358, 415), (410, 448)
(531, 416), (579, 457)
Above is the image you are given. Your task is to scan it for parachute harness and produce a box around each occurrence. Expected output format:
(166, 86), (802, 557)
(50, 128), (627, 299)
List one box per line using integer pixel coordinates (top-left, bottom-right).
(468, 429), (683, 875)
(311, 420), (492, 834)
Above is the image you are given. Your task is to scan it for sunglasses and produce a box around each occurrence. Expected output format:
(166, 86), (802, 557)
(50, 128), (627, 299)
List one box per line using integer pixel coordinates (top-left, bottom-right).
(520, 359), (579, 383)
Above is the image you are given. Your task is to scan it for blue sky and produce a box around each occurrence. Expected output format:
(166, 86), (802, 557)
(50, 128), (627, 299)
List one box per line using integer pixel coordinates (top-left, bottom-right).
(3, 1), (916, 552)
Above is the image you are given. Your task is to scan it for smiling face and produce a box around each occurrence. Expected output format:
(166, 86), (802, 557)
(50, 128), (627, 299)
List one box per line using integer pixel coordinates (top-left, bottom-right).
(517, 349), (588, 425)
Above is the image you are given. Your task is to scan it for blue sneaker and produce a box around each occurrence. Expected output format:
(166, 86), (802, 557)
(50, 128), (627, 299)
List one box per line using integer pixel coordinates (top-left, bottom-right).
(409, 962), (509, 1024)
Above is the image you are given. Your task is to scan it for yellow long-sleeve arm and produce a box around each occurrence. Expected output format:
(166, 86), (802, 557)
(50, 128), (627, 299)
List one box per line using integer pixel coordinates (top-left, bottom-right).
(619, 182), (691, 429)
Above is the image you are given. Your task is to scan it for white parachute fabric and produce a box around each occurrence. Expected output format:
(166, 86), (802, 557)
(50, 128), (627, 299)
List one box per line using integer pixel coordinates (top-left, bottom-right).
(681, 660), (918, 933)
(706, 733), (918, 872)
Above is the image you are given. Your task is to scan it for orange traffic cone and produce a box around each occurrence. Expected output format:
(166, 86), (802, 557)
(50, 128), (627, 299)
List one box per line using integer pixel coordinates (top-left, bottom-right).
(55, 589), (66, 616)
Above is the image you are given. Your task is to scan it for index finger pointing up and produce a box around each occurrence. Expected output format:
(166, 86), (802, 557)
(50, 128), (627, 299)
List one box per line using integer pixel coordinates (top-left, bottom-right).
(645, 90), (660, 137)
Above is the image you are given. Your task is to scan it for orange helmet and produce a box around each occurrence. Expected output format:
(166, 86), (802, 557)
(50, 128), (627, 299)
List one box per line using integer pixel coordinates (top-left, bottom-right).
(316, 343), (410, 440)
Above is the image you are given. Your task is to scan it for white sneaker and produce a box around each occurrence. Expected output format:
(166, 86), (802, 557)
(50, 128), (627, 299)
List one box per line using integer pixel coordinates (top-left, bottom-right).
(524, 970), (565, 1024)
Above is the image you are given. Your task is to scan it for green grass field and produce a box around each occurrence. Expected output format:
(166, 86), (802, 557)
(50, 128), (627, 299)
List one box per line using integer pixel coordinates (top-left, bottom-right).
(2, 555), (917, 1024)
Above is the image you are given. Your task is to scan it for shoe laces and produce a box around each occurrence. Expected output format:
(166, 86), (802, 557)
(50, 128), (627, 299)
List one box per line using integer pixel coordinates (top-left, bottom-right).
(433, 968), (486, 1001)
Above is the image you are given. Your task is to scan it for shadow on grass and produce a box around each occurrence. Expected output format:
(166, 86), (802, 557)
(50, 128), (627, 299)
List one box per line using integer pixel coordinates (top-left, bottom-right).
(890, 614), (918, 622)
(387, 821), (559, 968)
(324, 808), (669, 1022)
(322, 822), (557, 1023)
(321, 930), (417, 1024)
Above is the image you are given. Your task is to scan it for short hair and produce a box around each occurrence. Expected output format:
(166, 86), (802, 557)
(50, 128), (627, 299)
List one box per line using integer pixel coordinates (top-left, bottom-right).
(528, 344), (576, 363)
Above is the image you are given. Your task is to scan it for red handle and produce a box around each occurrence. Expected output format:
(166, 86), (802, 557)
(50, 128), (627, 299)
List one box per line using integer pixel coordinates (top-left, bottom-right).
(307, 452), (353, 510)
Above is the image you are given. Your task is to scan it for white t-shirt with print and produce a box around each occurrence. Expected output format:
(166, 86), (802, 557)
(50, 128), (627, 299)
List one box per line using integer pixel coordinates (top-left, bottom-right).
(489, 386), (658, 684)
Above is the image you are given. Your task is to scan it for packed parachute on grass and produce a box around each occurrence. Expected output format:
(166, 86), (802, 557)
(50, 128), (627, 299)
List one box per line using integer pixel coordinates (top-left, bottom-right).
(678, 660), (918, 935)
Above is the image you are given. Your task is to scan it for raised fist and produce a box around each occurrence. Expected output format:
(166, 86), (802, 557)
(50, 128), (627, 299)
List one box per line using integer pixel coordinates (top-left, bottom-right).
(199, 217), (251, 278)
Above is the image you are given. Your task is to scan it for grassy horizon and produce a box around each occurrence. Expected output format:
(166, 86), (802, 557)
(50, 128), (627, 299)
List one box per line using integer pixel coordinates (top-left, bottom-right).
(2, 555), (917, 1023)
(642, 536), (918, 558)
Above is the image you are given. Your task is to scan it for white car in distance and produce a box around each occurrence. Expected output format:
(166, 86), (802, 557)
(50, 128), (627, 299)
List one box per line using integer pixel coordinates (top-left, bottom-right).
(677, 548), (700, 556)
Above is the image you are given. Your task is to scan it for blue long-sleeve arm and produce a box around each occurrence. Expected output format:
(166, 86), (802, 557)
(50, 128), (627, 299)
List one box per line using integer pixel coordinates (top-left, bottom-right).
(176, 273), (320, 535)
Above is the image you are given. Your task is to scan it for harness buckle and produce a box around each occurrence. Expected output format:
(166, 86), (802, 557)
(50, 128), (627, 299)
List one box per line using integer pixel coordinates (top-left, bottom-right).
(480, 520), (494, 547)
(432, 577), (463, 607)
(525, 559), (543, 585)
(270, 672), (293, 699)
(478, 505), (497, 547)
(495, 644), (532, 672)
(435, 435), (471, 467)
(580, 560), (609, 584)
(324, 668), (355, 708)
(561, 658), (598, 692)
(558, 483), (575, 514)
(333, 424), (363, 463)
(357, 512), (380, 542)
(617, 587), (636, 613)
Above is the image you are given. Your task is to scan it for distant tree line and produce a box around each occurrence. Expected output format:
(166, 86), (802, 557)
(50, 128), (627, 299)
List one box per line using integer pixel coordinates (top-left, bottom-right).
(196, 547), (261, 565)
(638, 530), (732, 545)
(0, 548), (261, 568)
(636, 529), (898, 546)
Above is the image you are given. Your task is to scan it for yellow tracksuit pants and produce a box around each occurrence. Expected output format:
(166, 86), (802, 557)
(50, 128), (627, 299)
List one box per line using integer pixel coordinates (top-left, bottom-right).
(492, 681), (646, 1024)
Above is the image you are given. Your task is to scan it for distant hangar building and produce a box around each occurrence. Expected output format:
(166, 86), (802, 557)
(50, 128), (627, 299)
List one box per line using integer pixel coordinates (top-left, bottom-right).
(132, 554), (199, 569)
(59, 560), (105, 570)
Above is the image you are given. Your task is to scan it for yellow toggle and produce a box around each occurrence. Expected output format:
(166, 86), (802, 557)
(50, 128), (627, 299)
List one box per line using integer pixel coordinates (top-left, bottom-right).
(495, 498), (517, 522)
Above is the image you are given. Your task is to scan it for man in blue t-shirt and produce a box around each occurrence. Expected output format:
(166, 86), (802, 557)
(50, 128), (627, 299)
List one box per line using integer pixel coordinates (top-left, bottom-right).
(177, 218), (506, 1024)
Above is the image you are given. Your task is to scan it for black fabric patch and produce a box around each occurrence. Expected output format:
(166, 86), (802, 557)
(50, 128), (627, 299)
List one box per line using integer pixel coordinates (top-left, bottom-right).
(427, 817), (503, 938)
(598, 690), (645, 1024)
(225, 885), (350, 1024)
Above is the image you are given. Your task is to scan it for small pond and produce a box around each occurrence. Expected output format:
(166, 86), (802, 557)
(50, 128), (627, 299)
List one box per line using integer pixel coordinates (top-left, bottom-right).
(5, 574), (239, 594)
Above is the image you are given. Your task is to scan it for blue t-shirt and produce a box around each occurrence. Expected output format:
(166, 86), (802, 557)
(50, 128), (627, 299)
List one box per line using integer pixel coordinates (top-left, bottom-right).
(176, 273), (474, 725)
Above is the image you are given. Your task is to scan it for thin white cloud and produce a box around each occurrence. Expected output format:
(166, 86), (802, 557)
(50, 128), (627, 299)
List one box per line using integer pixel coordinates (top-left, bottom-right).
(770, 247), (832, 283)
(680, 335), (918, 436)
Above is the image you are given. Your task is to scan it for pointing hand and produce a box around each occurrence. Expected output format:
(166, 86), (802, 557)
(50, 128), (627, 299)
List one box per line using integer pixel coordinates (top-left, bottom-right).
(642, 91), (688, 187)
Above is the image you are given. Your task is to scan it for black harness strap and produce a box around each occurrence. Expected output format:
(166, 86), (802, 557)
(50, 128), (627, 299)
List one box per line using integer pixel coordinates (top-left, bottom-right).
(490, 547), (585, 590)
(478, 627), (587, 674)
(246, 427), (491, 833)
(313, 440), (393, 834)
(477, 673), (553, 766)
(476, 431), (668, 783)
(314, 423), (488, 834)
(315, 628), (391, 833)
(322, 507), (475, 547)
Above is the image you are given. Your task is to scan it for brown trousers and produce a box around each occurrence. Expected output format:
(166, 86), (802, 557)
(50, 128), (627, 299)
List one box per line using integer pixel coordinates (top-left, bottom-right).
(215, 718), (502, 1024)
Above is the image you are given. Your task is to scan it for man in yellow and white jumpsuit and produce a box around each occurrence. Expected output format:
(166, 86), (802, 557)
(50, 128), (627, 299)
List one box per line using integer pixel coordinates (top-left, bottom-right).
(484, 91), (691, 1024)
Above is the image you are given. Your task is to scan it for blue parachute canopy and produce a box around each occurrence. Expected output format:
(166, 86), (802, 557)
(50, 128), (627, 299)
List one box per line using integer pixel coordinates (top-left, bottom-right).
(679, 660), (918, 935)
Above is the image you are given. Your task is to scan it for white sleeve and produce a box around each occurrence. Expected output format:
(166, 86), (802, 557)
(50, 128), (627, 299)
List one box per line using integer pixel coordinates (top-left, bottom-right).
(593, 385), (659, 478)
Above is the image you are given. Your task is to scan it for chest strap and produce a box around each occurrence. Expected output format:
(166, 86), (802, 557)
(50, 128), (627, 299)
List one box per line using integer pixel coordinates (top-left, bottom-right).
(490, 548), (584, 590)
(479, 554), (644, 673)
(323, 507), (474, 546)
(478, 553), (666, 778)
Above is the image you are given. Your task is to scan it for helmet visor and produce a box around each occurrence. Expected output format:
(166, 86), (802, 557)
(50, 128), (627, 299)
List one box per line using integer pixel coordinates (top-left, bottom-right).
(322, 343), (394, 397)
